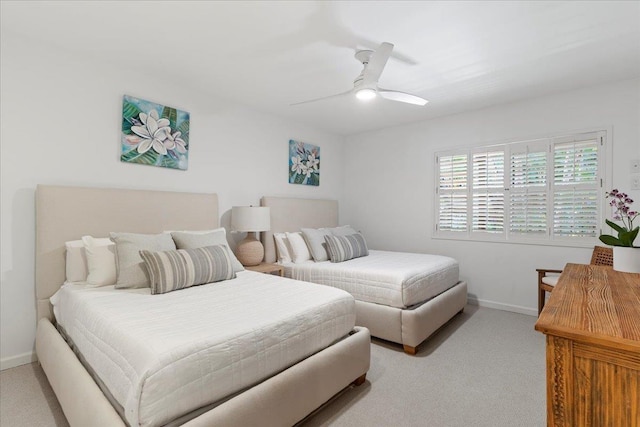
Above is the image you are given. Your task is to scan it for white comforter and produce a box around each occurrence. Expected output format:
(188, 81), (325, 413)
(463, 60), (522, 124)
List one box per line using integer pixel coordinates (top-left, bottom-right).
(51, 271), (355, 427)
(283, 250), (459, 309)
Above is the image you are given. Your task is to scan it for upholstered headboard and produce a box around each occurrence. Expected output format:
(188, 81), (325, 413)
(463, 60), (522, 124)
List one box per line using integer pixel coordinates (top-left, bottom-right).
(35, 185), (219, 322)
(260, 197), (338, 263)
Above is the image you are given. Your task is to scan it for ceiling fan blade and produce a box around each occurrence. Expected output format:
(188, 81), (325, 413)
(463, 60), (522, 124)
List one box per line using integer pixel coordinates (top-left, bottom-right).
(378, 89), (428, 106)
(363, 42), (393, 86)
(290, 90), (352, 106)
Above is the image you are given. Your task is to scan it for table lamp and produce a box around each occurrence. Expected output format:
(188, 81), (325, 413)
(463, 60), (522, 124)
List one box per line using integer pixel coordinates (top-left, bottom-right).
(231, 206), (271, 266)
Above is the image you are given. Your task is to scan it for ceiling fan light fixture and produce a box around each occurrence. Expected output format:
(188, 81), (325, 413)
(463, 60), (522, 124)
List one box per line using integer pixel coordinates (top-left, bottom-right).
(355, 88), (377, 101)
(291, 42), (427, 107)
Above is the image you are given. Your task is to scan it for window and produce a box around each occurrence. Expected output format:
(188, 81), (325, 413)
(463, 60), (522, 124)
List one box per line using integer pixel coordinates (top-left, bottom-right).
(437, 154), (467, 232)
(435, 131), (605, 246)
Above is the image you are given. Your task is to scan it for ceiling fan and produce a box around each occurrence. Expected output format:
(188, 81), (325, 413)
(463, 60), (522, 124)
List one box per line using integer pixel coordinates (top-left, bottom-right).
(291, 42), (428, 107)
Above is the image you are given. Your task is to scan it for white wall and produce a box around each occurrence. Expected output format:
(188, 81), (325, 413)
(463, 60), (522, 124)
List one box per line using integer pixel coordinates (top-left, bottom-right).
(342, 78), (640, 315)
(2, 29), (638, 370)
(0, 33), (345, 369)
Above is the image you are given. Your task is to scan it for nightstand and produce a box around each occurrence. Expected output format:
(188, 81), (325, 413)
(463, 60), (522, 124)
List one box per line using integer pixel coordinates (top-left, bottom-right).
(245, 262), (284, 277)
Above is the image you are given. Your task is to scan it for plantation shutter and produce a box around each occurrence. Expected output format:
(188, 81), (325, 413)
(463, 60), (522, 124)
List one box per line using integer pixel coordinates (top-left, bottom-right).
(509, 141), (548, 237)
(435, 130), (604, 246)
(437, 153), (468, 232)
(471, 149), (505, 235)
(552, 132), (601, 239)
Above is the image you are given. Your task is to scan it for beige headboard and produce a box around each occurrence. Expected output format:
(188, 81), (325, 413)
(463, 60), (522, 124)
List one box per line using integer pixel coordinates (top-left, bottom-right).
(260, 197), (338, 263)
(36, 185), (219, 322)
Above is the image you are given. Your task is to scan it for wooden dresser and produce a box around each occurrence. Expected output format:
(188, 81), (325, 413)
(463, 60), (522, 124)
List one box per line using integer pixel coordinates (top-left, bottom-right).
(535, 263), (640, 426)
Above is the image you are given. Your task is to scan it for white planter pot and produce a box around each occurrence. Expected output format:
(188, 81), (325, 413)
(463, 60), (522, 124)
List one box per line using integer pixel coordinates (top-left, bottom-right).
(613, 246), (640, 274)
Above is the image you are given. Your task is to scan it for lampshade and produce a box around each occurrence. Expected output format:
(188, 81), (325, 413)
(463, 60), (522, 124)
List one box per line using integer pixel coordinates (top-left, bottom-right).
(231, 206), (270, 232)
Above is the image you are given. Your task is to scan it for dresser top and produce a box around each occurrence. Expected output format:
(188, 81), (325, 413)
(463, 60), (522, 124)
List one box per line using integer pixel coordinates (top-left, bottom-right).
(535, 263), (640, 351)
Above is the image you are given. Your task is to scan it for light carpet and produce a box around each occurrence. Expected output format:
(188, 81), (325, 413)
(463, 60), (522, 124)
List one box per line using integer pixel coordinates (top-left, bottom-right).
(0, 305), (545, 426)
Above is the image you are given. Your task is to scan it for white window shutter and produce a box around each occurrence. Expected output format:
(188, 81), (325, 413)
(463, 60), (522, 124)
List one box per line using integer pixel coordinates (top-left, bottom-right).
(437, 154), (468, 232)
(438, 193), (468, 231)
(509, 141), (547, 236)
(552, 134), (600, 239)
(472, 150), (504, 234)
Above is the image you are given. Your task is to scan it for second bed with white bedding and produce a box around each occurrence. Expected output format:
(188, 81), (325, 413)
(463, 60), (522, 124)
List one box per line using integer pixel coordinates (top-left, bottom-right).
(52, 270), (356, 427)
(260, 196), (467, 354)
(283, 250), (460, 309)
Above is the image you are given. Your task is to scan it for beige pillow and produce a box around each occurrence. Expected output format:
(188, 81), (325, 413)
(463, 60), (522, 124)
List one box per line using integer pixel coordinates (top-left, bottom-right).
(81, 236), (116, 287)
(301, 228), (332, 262)
(65, 240), (88, 283)
(170, 228), (244, 272)
(329, 225), (358, 236)
(110, 232), (176, 289)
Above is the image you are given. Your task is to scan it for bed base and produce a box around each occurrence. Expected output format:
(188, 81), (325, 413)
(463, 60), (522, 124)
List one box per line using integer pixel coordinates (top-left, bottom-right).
(356, 281), (467, 355)
(37, 318), (370, 427)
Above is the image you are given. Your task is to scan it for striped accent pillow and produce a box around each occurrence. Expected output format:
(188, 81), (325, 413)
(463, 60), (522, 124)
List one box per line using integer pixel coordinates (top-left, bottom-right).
(139, 245), (235, 295)
(324, 233), (369, 263)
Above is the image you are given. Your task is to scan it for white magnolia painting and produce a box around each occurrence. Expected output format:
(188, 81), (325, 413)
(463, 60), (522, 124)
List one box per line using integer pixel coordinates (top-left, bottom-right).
(289, 139), (320, 186)
(121, 95), (190, 170)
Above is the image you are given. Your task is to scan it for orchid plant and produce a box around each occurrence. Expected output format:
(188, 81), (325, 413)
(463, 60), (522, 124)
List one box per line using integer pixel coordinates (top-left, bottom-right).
(599, 189), (639, 247)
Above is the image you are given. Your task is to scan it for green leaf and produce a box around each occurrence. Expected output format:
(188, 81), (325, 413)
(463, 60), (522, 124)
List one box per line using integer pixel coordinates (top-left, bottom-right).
(122, 100), (141, 121)
(177, 120), (190, 143)
(294, 173), (305, 184)
(631, 227), (640, 246)
(619, 227), (639, 247)
(162, 107), (178, 129)
(599, 235), (622, 246)
(121, 148), (157, 165)
(605, 219), (626, 234)
(122, 100), (141, 134)
(308, 173), (319, 186)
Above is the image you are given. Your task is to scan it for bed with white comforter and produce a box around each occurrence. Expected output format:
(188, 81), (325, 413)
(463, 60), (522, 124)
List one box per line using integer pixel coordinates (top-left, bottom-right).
(261, 196), (468, 355)
(283, 250), (460, 309)
(52, 270), (356, 427)
(35, 185), (370, 427)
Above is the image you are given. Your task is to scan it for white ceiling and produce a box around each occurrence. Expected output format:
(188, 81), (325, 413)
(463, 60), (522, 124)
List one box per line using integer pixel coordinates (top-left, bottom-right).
(2, 1), (640, 136)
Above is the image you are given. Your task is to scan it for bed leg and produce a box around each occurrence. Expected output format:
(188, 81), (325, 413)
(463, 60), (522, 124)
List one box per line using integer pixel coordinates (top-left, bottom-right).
(403, 345), (417, 355)
(351, 373), (366, 386)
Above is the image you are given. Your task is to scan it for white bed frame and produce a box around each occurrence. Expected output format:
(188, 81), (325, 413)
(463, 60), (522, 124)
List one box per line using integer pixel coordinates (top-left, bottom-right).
(261, 196), (467, 355)
(35, 185), (370, 427)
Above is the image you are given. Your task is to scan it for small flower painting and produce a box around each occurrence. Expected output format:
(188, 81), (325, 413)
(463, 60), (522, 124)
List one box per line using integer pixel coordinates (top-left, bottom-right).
(121, 95), (190, 170)
(289, 140), (320, 186)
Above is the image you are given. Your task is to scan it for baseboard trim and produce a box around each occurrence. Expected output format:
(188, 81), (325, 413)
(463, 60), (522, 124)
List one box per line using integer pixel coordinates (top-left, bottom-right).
(1, 351), (37, 371)
(467, 296), (537, 317)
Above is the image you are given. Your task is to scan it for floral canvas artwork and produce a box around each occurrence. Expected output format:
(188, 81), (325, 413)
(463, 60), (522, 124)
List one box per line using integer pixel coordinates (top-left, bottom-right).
(121, 95), (190, 170)
(289, 140), (320, 186)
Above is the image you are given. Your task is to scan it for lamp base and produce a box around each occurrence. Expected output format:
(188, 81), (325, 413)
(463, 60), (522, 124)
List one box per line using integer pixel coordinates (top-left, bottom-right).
(236, 233), (264, 266)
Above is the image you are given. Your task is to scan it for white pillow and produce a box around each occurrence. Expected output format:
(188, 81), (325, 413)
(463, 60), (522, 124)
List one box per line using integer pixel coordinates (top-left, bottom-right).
(285, 232), (312, 263)
(273, 232), (293, 263)
(81, 236), (116, 287)
(65, 240), (88, 283)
